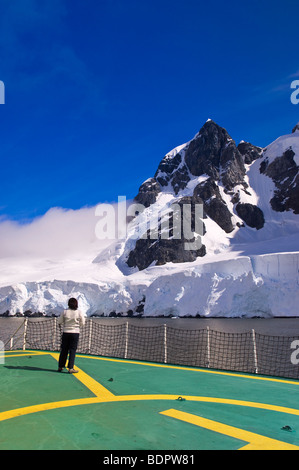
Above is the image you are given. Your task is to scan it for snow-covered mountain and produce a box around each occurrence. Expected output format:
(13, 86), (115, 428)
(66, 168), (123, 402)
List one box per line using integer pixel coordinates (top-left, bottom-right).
(1, 120), (299, 317)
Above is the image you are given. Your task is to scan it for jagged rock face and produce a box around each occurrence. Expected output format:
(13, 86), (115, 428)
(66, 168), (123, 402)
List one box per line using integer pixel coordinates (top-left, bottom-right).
(260, 148), (299, 213)
(134, 178), (161, 208)
(193, 179), (234, 233)
(127, 236), (206, 271)
(237, 141), (263, 164)
(154, 148), (190, 194)
(126, 195), (207, 270)
(127, 120), (299, 271)
(184, 120), (246, 190)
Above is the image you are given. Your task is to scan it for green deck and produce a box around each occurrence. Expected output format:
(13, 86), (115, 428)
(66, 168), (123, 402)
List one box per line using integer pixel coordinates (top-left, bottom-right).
(1, 350), (299, 450)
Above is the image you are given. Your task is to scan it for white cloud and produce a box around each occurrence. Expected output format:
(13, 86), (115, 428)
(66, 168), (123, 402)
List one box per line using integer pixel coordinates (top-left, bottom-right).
(0, 205), (113, 259)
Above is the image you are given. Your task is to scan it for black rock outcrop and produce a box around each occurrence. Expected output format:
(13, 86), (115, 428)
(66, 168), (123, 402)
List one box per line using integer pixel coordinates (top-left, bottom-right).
(237, 141), (263, 164)
(193, 178), (234, 233)
(260, 148), (299, 214)
(154, 149), (190, 194)
(134, 178), (161, 208)
(235, 203), (265, 230)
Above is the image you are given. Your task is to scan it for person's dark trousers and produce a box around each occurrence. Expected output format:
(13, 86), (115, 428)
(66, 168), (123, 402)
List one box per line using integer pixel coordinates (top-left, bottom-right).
(58, 333), (79, 369)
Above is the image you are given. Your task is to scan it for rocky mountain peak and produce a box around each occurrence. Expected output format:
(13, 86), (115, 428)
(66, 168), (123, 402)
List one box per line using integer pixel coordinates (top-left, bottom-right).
(184, 119), (233, 176)
(153, 120), (250, 197)
(122, 121), (298, 271)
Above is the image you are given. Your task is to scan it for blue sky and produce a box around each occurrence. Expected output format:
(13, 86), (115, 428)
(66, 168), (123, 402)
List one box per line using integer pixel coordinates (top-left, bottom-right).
(0, 0), (298, 221)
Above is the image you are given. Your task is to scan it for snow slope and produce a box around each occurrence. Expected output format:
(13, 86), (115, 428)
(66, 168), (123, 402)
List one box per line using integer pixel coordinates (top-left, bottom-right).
(0, 126), (299, 317)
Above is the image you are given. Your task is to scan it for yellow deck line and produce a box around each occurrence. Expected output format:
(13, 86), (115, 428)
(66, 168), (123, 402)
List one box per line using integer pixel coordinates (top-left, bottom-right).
(0, 352), (49, 358)
(2, 395), (299, 450)
(160, 409), (299, 450)
(109, 394), (299, 416)
(0, 397), (101, 422)
(2, 393), (299, 423)
(49, 353), (115, 399)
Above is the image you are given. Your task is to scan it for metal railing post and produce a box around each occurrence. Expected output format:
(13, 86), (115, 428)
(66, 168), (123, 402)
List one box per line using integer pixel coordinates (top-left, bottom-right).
(23, 318), (28, 351)
(207, 326), (210, 368)
(124, 322), (129, 359)
(52, 317), (57, 351)
(252, 328), (258, 374)
(88, 319), (93, 354)
(164, 324), (167, 364)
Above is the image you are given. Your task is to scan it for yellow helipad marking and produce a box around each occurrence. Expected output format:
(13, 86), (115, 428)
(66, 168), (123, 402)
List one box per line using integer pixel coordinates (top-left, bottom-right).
(0, 397), (100, 422)
(160, 409), (299, 450)
(50, 353), (115, 400)
(1, 351), (299, 450)
(0, 351), (48, 358)
(3, 392), (299, 425)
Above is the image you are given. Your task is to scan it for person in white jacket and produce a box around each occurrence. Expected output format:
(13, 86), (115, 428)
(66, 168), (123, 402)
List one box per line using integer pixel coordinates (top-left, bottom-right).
(57, 298), (86, 373)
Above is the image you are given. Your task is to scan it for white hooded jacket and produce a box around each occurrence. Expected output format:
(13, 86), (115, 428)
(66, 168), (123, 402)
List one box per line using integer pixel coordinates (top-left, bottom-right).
(58, 308), (86, 333)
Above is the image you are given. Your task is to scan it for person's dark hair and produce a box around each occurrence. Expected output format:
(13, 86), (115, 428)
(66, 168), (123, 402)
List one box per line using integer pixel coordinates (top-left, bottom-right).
(68, 298), (78, 310)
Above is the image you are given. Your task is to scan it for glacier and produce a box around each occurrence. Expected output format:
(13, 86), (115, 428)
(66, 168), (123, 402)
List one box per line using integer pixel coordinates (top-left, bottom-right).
(0, 249), (298, 318)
